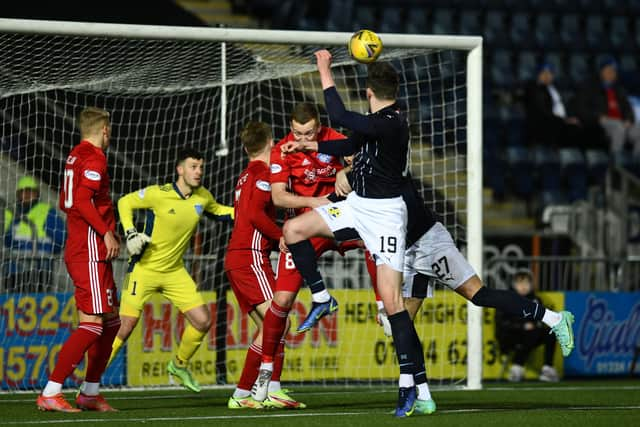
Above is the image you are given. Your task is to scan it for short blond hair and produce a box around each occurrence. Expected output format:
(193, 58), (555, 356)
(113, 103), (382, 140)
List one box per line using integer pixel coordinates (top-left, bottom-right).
(78, 107), (110, 138)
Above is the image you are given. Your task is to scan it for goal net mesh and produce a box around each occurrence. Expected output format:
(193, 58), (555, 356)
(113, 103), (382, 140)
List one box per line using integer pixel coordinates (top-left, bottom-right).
(0, 28), (471, 391)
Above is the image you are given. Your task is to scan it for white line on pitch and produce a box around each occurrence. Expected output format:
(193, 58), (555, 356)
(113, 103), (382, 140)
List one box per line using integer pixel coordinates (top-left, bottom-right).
(3, 405), (640, 425)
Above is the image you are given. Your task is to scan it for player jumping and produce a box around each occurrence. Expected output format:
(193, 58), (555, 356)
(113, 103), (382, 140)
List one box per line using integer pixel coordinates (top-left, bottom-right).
(225, 122), (305, 409)
(37, 107), (121, 412)
(107, 148), (233, 393)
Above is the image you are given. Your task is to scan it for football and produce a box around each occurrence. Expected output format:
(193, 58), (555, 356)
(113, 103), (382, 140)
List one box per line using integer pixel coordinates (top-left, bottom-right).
(348, 29), (383, 64)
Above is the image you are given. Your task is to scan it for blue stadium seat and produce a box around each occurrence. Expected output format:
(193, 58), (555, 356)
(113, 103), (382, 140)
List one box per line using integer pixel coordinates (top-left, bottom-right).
(534, 13), (558, 49)
(510, 12), (532, 47)
(533, 146), (562, 195)
(602, 0), (627, 14)
(630, 0), (640, 13)
(353, 6), (377, 30)
(559, 148), (587, 202)
(620, 54), (638, 73)
(506, 146), (535, 198)
(585, 15), (607, 50)
(577, 0), (603, 13)
(484, 11), (507, 46)
(432, 9), (455, 35)
(459, 10), (482, 35)
(491, 50), (515, 88)
(517, 51), (538, 82)
(610, 16), (629, 49)
(379, 8), (403, 33)
(405, 8), (428, 34)
(569, 53), (589, 83)
(325, 0), (354, 32)
(559, 14), (582, 49)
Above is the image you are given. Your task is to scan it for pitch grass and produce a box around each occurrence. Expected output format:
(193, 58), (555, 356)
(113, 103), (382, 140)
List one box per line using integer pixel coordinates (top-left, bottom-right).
(1, 380), (639, 426)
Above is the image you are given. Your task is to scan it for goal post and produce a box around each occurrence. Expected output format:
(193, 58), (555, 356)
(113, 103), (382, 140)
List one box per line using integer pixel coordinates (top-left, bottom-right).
(0, 18), (482, 391)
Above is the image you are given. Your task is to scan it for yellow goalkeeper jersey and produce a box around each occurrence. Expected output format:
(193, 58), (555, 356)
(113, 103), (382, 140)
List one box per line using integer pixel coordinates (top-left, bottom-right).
(118, 183), (234, 273)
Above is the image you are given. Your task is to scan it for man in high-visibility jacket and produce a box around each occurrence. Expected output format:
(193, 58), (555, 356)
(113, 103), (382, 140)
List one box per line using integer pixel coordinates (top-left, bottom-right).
(3, 176), (66, 291)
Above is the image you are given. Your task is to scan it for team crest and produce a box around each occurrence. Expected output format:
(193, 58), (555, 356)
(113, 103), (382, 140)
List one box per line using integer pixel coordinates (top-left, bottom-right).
(194, 204), (203, 215)
(328, 206), (341, 218)
(316, 153), (333, 164)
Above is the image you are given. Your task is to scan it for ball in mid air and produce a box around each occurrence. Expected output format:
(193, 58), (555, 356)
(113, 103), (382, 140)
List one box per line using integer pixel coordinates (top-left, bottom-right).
(348, 29), (383, 64)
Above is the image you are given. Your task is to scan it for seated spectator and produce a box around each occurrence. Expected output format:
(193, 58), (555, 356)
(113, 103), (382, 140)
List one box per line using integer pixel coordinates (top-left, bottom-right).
(524, 62), (583, 148)
(495, 269), (559, 382)
(3, 176), (65, 292)
(574, 56), (640, 159)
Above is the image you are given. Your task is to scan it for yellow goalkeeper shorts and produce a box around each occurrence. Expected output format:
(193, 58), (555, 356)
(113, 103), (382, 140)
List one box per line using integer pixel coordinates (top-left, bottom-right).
(119, 263), (206, 318)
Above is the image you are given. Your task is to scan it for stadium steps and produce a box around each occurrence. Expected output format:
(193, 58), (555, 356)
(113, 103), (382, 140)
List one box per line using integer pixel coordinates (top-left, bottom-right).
(176, 0), (257, 28)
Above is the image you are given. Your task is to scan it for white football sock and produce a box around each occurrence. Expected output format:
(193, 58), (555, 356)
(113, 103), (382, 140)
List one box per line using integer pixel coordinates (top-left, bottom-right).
(233, 388), (251, 398)
(416, 382), (432, 401)
(42, 381), (62, 397)
(399, 374), (414, 388)
(80, 381), (100, 396)
(311, 289), (331, 303)
(259, 362), (274, 372)
(542, 309), (562, 328)
(268, 381), (282, 392)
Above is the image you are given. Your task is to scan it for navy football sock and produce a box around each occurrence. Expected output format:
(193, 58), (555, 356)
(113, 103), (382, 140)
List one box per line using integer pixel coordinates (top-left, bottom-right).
(287, 240), (326, 294)
(471, 286), (545, 321)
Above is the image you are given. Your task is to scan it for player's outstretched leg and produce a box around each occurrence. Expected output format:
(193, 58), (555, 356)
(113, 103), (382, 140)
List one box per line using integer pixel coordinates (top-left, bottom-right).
(168, 306), (211, 393)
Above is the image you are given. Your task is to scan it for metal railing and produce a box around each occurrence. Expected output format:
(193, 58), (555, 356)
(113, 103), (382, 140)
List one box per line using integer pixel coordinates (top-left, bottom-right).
(484, 255), (640, 292)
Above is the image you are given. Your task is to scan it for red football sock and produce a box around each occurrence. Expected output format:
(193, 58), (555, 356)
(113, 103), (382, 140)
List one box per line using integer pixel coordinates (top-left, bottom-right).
(261, 301), (289, 364)
(364, 250), (381, 302)
(49, 322), (103, 384)
(237, 343), (262, 391)
(85, 317), (121, 383)
(272, 339), (286, 382)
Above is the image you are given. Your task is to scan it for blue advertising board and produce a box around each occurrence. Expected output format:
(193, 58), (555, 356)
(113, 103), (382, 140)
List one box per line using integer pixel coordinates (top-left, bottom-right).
(0, 293), (124, 390)
(564, 292), (640, 376)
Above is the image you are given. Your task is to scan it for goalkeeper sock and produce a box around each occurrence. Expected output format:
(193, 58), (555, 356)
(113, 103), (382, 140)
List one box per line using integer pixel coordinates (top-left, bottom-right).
(261, 302), (289, 365)
(237, 343), (262, 393)
(287, 240), (328, 301)
(86, 317), (120, 383)
(49, 322), (102, 385)
(107, 336), (124, 367)
(177, 323), (206, 365)
(272, 338), (285, 383)
(470, 286), (546, 322)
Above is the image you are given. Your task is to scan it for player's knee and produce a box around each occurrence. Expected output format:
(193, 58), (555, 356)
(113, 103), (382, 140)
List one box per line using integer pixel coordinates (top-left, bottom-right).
(283, 219), (306, 243)
(273, 292), (295, 310)
(193, 314), (212, 332)
(118, 316), (138, 340)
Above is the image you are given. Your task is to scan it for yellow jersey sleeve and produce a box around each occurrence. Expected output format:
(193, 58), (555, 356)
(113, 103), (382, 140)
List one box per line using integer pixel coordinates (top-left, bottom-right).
(117, 186), (157, 231)
(204, 190), (234, 222)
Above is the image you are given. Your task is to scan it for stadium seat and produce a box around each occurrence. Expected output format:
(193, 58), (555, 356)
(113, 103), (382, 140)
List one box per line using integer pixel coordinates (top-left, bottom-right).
(585, 149), (609, 187)
(585, 15), (607, 50)
(534, 13), (558, 49)
(510, 12), (532, 47)
(610, 16), (630, 49)
(577, 0), (603, 13)
(432, 9), (455, 35)
(491, 50), (514, 88)
(353, 6), (377, 30)
(506, 146), (535, 198)
(559, 148), (588, 202)
(559, 14), (582, 49)
(325, 0), (354, 31)
(484, 11), (507, 46)
(568, 53), (589, 84)
(405, 7), (428, 34)
(379, 8), (403, 33)
(517, 51), (538, 82)
(458, 10), (482, 35)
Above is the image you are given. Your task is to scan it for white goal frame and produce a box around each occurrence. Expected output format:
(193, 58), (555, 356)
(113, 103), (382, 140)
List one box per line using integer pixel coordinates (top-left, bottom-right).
(0, 18), (483, 390)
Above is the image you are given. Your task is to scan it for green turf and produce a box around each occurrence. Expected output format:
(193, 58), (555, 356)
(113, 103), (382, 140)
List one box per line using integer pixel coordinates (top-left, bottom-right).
(1, 380), (639, 426)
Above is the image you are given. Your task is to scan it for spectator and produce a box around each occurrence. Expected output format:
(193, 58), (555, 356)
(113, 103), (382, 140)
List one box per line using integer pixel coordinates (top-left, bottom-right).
(3, 176), (65, 292)
(574, 56), (640, 159)
(495, 269), (559, 382)
(524, 62), (583, 148)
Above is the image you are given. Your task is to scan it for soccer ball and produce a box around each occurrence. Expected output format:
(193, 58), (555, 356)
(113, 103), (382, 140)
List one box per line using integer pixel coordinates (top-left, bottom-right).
(348, 29), (383, 64)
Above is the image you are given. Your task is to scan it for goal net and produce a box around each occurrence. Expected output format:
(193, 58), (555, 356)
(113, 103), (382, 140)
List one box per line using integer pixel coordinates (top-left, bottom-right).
(0, 19), (483, 392)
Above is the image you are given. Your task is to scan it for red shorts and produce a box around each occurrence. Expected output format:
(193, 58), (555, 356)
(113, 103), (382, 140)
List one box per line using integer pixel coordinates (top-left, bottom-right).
(226, 261), (275, 314)
(275, 237), (363, 293)
(66, 261), (118, 315)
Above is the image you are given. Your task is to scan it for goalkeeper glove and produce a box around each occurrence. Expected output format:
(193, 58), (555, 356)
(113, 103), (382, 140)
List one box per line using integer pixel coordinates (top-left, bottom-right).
(377, 308), (393, 337)
(125, 228), (151, 255)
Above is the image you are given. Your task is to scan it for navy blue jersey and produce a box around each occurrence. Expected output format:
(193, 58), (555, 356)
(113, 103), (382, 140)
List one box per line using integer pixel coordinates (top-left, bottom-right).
(317, 87), (410, 198)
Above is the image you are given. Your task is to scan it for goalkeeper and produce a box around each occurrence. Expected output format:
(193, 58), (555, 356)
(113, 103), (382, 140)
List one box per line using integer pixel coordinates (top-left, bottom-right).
(108, 148), (233, 392)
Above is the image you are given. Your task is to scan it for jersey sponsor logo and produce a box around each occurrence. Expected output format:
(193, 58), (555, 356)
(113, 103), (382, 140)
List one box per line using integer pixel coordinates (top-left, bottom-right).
(270, 164), (282, 174)
(256, 180), (271, 192)
(327, 206), (341, 218)
(194, 204), (203, 215)
(83, 170), (101, 181)
(316, 153), (333, 164)
(138, 188), (146, 198)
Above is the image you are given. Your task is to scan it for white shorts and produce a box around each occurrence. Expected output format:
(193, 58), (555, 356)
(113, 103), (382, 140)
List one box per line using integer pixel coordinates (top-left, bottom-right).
(316, 192), (407, 272)
(403, 222), (476, 298)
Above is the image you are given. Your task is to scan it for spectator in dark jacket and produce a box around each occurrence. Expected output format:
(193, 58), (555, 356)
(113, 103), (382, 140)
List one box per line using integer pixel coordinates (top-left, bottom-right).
(495, 269), (559, 382)
(524, 63), (583, 148)
(574, 57), (640, 158)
